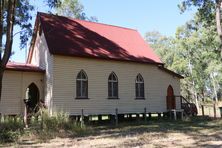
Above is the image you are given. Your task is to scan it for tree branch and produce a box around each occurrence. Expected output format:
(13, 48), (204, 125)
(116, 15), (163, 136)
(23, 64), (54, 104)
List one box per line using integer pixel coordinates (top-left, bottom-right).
(13, 29), (29, 37)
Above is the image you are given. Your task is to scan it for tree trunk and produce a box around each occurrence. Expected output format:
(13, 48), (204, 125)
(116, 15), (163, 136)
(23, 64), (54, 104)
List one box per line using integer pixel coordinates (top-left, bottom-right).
(0, 70), (3, 104)
(0, 0), (4, 59)
(211, 73), (218, 102)
(215, 0), (222, 57)
(0, 0), (16, 102)
(188, 59), (199, 111)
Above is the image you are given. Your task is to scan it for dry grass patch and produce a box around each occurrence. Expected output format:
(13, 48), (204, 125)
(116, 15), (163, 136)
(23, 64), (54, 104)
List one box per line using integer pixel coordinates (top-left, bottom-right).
(11, 117), (222, 147)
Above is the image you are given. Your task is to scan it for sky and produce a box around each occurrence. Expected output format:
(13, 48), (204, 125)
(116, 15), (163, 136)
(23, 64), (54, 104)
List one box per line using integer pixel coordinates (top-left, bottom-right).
(11, 0), (196, 63)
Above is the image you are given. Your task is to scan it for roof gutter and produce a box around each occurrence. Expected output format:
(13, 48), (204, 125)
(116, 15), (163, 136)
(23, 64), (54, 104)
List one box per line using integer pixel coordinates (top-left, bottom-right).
(158, 65), (184, 79)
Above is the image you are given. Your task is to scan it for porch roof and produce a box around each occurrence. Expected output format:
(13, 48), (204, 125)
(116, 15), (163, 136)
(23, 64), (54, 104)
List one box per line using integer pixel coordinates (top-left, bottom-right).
(6, 62), (45, 73)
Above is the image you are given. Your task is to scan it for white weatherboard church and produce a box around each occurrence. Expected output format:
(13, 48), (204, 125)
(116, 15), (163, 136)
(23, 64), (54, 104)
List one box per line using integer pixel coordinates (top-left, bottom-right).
(0, 12), (183, 117)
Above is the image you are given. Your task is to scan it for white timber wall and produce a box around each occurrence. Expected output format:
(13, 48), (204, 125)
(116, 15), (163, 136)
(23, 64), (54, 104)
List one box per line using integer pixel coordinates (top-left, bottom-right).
(0, 71), (43, 115)
(30, 31), (53, 112)
(52, 55), (181, 115)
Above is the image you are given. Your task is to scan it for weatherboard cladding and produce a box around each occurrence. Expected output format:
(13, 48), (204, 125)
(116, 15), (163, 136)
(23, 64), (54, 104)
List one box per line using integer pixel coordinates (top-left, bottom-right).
(52, 55), (181, 115)
(0, 71), (44, 115)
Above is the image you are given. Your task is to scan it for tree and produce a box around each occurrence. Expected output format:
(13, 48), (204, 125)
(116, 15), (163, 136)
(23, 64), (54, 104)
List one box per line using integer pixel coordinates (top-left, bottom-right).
(145, 31), (176, 67)
(0, 0), (34, 102)
(179, 0), (222, 57)
(145, 22), (222, 104)
(55, 0), (98, 22)
(0, 0), (63, 104)
(56, 0), (84, 19)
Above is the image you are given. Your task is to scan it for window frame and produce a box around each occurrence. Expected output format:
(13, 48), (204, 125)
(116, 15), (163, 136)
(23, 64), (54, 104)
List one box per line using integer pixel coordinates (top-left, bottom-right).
(108, 72), (119, 99)
(76, 70), (89, 99)
(135, 74), (145, 100)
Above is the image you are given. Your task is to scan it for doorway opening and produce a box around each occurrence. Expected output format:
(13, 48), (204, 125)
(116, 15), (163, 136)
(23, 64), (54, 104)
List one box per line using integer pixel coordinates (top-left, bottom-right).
(25, 83), (40, 114)
(166, 85), (176, 110)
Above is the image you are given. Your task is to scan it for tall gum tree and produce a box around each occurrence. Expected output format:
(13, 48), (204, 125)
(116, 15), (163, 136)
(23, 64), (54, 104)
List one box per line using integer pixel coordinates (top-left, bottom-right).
(179, 0), (222, 57)
(0, 0), (18, 102)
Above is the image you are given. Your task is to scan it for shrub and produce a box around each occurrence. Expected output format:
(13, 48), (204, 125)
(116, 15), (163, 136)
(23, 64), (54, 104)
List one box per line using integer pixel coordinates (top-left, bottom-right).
(41, 109), (70, 131)
(0, 116), (24, 143)
(0, 111), (92, 144)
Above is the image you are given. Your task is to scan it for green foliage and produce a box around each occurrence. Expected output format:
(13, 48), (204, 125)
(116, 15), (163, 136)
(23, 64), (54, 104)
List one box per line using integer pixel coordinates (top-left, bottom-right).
(1, 0), (34, 49)
(178, 0), (216, 27)
(46, 0), (61, 8)
(0, 116), (24, 143)
(145, 22), (222, 102)
(15, 0), (34, 49)
(56, 0), (84, 19)
(54, 0), (98, 22)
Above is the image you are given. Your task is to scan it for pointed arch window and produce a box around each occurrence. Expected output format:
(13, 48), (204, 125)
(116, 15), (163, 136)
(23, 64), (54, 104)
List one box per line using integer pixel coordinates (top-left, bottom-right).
(76, 70), (88, 99)
(135, 74), (145, 99)
(108, 72), (118, 99)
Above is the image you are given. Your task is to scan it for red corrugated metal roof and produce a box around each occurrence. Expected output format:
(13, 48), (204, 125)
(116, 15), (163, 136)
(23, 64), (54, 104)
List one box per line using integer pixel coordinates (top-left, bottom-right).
(38, 12), (162, 64)
(6, 62), (45, 72)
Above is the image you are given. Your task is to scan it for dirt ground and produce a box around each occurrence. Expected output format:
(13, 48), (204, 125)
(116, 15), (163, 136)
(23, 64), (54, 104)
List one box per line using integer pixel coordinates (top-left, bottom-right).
(21, 130), (222, 148)
(12, 118), (222, 148)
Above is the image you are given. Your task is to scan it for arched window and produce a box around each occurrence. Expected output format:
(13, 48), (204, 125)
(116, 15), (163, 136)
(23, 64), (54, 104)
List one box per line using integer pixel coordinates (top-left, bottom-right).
(76, 70), (88, 98)
(135, 74), (144, 99)
(108, 72), (118, 99)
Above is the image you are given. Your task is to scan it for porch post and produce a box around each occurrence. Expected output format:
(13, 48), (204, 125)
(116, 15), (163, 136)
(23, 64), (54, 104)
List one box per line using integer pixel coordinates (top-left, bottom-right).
(214, 103), (216, 119)
(173, 110), (177, 120)
(181, 111), (183, 120)
(115, 108), (118, 126)
(144, 107), (147, 122)
(0, 114), (4, 122)
(81, 109), (84, 128)
(201, 105), (205, 117)
(23, 99), (28, 128)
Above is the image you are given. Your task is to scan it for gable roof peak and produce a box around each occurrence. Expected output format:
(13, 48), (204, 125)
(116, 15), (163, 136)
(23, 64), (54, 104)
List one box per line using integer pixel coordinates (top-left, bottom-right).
(28, 12), (162, 65)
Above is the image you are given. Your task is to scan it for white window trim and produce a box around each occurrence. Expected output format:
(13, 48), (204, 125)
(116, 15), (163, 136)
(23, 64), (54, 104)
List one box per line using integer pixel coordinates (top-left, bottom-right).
(136, 74), (145, 98)
(76, 70), (88, 98)
(108, 72), (118, 98)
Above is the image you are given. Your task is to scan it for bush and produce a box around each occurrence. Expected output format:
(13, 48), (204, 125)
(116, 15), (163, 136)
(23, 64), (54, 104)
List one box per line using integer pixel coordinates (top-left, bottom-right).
(41, 109), (69, 131)
(0, 111), (92, 144)
(0, 116), (24, 143)
(0, 131), (20, 143)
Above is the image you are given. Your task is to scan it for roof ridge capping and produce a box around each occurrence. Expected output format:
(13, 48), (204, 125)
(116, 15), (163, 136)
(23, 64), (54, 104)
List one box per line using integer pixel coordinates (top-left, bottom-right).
(37, 12), (138, 32)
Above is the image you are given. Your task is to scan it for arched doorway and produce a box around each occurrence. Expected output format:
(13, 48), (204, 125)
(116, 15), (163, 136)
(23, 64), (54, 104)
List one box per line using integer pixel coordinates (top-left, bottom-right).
(25, 83), (40, 113)
(166, 85), (176, 110)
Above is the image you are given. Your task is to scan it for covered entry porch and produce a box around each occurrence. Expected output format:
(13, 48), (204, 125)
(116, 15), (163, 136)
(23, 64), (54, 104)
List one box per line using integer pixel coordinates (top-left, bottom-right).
(0, 62), (44, 116)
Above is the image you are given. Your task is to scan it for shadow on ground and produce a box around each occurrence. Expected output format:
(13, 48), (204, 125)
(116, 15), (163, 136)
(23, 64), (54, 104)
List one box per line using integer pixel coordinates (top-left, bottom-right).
(78, 116), (222, 147)
(4, 116), (222, 147)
